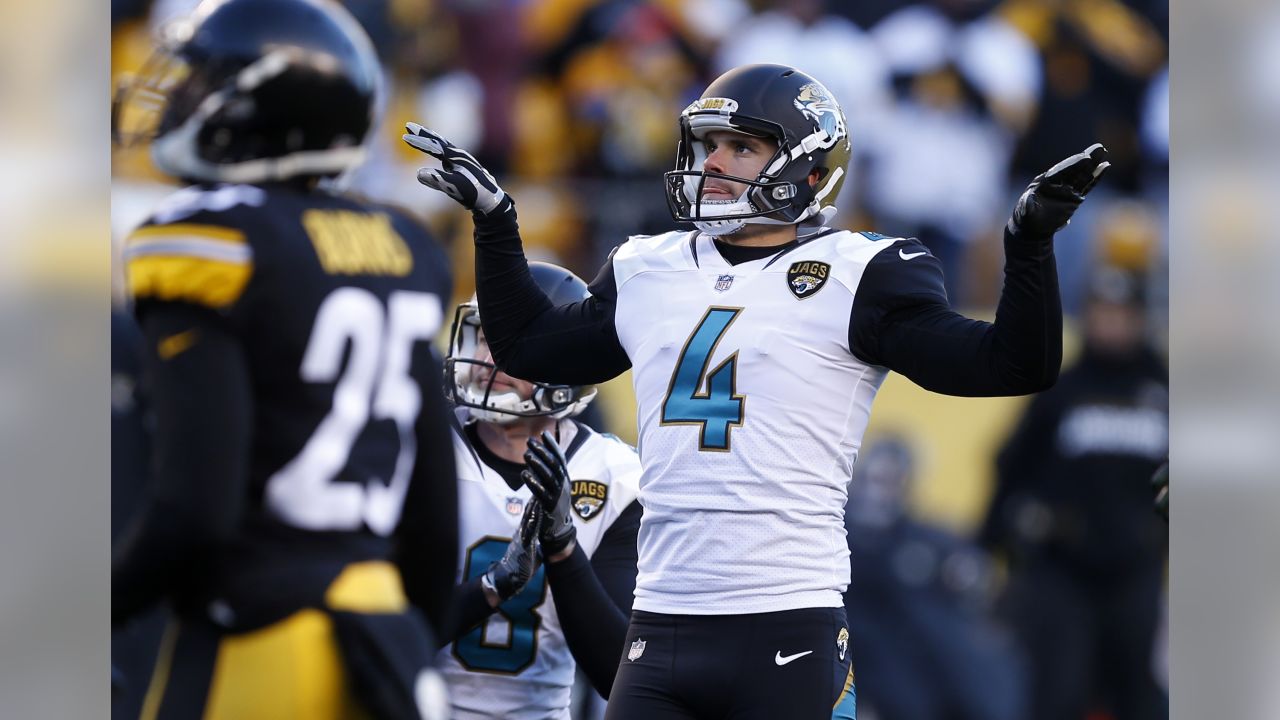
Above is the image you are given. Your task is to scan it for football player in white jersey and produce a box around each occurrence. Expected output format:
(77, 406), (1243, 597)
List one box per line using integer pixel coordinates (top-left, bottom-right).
(404, 63), (1109, 720)
(436, 262), (644, 720)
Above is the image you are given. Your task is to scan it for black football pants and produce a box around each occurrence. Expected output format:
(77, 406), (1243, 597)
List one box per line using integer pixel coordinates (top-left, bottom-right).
(605, 607), (856, 720)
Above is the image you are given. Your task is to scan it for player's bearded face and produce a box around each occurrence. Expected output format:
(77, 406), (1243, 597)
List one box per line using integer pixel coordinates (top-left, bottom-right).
(698, 131), (777, 204)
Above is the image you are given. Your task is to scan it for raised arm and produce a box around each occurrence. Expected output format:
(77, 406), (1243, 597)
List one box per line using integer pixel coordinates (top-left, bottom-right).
(850, 145), (1110, 397)
(403, 124), (630, 385)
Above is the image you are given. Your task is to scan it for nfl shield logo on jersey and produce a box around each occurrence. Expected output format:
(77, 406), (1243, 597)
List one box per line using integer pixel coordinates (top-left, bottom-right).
(506, 496), (524, 515)
(714, 274), (734, 292)
(787, 261), (830, 299)
(628, 638), (646, 661)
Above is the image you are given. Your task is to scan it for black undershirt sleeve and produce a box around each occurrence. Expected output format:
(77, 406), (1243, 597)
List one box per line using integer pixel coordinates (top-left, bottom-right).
(472, 203), (630, 385)
(439, 578), (499, 644)
(112, 303), (253, 625)
(849, 227), (1062, 396)
(393, 347), (460, 645)
(545, 500), (642, 698)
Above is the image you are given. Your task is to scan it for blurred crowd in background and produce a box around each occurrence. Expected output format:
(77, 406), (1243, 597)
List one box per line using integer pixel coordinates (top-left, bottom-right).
(112, 0), (1169, 320)
(110, 1), (1169, 719)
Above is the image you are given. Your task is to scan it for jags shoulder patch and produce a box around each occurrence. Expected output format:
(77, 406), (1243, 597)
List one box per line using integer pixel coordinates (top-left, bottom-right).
(786, 260), (831, 300)
(570, 479), (608, 521)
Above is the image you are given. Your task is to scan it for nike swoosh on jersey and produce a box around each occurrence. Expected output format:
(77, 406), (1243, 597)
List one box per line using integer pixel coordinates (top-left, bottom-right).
(899, 249), (927, 260)
(774, 650), (814, 666)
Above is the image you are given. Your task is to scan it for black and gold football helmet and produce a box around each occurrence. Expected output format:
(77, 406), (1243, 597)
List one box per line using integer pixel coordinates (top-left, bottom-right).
(112, 0), (382, 184)
(665, 63), (852, 235)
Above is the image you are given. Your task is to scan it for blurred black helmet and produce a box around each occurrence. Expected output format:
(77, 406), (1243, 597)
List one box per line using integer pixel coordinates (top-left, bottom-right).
(446, 262), (598, 424)
(665, 64), (852, 235)
(112, 0), (382, 184)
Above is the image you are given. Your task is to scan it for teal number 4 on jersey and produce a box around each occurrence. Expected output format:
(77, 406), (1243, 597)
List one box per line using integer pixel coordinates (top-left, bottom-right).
(660, 307), (746, 451)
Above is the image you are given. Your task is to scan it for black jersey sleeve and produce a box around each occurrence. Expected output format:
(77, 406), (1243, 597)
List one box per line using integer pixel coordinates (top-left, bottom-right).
(393, 346), (459, 644)
(849, 228), (1062, 396)
(112, 303), (253, 625)
(471, 204), (630, 385)
(439, 578), (499, 644)
(545, 499), (641, 698)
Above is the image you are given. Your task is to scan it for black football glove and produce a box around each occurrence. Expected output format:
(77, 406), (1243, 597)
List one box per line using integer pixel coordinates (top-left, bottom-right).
(482, 501), (542, 602)
(522, 431), (577, 556)
(402, 122), (507, 214)
(1008, 143), (1110, 237)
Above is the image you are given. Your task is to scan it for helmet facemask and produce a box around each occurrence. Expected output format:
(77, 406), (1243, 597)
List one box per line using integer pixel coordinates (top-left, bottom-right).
(444, 302), (596, 424)
(112, 20), (203, 149)
(666, 112), (799, 236)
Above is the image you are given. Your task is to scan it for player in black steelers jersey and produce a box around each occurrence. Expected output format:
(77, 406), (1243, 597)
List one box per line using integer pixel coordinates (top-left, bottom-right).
(403, 63), (1109, 720)
(111, 0), (457, 717)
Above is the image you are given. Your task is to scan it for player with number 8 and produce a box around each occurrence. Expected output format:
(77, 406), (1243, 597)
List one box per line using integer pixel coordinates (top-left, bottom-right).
(432, 263), (644, 719)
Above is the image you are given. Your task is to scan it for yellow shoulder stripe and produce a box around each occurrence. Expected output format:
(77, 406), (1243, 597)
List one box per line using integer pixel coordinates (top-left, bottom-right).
(127, 255), (253, 309)
(126, 223), (253, 308)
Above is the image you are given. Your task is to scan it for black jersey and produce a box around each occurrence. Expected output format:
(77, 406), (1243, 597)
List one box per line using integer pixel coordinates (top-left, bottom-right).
(117, 182), (456, 630)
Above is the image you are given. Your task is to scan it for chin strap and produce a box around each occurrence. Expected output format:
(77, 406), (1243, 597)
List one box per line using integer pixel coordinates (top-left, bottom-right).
(694, 217), (747, 236)
(695, 199), (830, 237)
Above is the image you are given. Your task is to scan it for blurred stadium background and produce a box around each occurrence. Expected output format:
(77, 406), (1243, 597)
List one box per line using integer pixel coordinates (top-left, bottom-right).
(110, 0), (1162, 530)
(105, 0), (1172, 718)
(111, 0), (1170, 531)
(1, 0), (1241, 718)
(42, 0), (1280, 714)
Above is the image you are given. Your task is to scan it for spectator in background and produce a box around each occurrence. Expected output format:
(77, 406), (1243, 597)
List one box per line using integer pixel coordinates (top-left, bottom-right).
(1004, 0), (1165, 193)
(528, 0), (707, 181)
(979, 265), (1169, 720)
(845, 436), (1025, 720)
(511, 0), (710, 270)
(860, 0), (1040, 304)
(712, 0), (893, 221)
(1001, 0), (1166, 312)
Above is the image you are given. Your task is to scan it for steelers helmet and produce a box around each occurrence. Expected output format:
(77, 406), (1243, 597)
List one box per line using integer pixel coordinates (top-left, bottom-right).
(665, 64), (852, 235)
(112, 0), (382, 184)
(446, 262), (598, 424)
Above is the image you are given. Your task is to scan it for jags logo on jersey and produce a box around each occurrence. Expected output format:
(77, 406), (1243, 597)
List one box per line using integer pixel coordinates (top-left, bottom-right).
(570, 480), (608, 521)
(836, 626), (849, 662)
(787, 260), (830, 299)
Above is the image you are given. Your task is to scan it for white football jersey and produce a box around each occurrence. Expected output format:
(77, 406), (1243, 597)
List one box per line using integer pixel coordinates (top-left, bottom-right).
(611, 229), (902, 615)
(439, 415), (641, 720)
